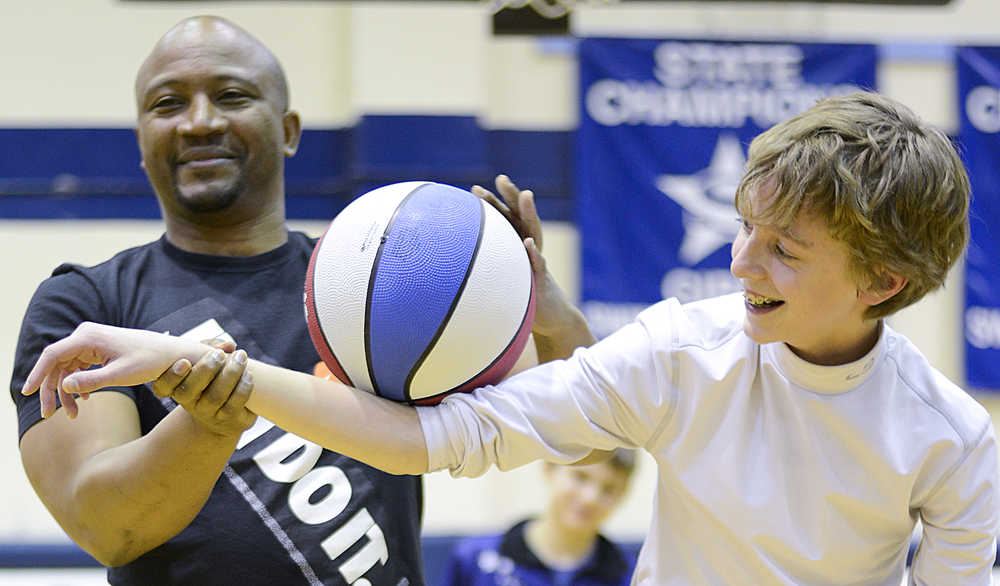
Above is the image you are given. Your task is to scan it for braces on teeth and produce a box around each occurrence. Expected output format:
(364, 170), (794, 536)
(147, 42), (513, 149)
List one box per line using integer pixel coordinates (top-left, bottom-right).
(745, 293), (781, 305)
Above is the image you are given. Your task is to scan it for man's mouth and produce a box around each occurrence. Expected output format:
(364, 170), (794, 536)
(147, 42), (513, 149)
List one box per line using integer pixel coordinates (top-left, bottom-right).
(178, 149), (237, 166)
(180, 157), (232, 168)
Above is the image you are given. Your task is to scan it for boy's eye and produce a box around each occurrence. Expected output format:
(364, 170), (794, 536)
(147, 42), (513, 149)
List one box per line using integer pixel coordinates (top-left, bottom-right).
(738, 218), (797, 260)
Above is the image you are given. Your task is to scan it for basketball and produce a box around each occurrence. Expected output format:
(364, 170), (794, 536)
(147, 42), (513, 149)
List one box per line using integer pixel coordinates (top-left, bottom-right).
(304, 181), (536, 405)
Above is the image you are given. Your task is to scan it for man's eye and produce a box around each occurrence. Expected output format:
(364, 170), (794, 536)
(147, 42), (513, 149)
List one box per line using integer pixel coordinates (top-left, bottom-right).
(218, 90), (250, 103)
(151, 97), (183, 111)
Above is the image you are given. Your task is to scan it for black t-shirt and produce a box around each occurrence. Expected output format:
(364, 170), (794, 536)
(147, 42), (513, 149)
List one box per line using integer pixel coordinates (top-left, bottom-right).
(10, 233), (425, 586)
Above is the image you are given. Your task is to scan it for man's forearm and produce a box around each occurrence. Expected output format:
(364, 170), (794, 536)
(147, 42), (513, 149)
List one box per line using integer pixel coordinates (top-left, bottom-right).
(46, 407), (239, 565)
(533, 305), (596, 364)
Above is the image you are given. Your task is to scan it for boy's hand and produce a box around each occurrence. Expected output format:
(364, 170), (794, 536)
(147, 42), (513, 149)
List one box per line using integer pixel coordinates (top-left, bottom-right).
(22, 322), (212, 419)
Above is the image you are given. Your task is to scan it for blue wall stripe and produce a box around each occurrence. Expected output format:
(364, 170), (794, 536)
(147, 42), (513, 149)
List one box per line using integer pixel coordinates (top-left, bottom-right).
(0, 118), (573, 222)
(355, 115), (488, 180)
(0, 128), (146, 182)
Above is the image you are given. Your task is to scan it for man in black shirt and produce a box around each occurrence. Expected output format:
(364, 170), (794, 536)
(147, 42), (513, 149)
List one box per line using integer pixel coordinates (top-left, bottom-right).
(11, 16), (426, 585)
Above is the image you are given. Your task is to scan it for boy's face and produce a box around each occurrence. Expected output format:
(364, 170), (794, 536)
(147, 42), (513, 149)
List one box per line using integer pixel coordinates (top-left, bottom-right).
(730, 187), (879, 365)
(545, 462), (630, 535)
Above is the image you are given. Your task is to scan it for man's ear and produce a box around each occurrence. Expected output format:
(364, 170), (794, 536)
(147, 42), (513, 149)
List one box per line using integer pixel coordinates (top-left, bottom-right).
(282, 110), (302, 157)
(858, 269), (908, 306)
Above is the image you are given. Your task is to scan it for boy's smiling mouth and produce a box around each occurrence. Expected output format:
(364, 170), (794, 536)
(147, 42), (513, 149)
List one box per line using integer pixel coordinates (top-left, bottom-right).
(744, 292), (785, 309)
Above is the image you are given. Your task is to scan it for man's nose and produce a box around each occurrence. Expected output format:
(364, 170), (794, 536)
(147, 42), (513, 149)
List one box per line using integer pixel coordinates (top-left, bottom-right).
(178, 95), (227, 136)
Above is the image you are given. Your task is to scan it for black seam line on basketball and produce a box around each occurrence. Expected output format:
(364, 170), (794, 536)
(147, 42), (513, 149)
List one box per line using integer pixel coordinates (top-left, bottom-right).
(310, 234), (353, 387)
(365, 184), (429, 398)
(404, 194), (485, 402)
(414, 262), (534, 404)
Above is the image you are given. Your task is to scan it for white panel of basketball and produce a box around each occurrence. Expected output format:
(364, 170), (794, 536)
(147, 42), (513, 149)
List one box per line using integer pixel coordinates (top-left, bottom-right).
(409, 201), (532, 397)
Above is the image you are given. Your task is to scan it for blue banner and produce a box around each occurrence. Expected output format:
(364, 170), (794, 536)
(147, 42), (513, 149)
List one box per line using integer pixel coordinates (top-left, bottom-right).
(577, 38), (876, 338)
(959, 46), (1000, 390)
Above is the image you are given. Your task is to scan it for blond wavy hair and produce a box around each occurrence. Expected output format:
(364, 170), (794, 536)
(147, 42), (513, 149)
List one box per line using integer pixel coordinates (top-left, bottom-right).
(734, 92), (970, 319)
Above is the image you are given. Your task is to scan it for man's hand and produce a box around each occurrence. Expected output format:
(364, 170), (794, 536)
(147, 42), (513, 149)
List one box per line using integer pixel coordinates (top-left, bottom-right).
(153, 349), (257, 438)
(472, 175), (596, 358)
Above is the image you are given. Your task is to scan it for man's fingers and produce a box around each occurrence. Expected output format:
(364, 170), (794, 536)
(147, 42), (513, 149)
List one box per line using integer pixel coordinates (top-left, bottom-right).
(518, 189), (543, 251)
(471, 185), (520, 230)
(471, 185), (511, 214)
(490, 175), (544, 248)
(183, 350), (257, 436)
(216, 370), (255, 422)
(196, 350), (249, 415)
(495, 175), (523, 215)
(172, 349), (226, 406)
(152, 359), (192, 398)
(228, 371), (258, 431)
(524, 237), (547, 276)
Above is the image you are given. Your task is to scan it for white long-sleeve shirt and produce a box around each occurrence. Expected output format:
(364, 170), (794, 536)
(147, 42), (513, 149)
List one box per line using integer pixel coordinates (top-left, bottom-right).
(418, 293), (1000, 585)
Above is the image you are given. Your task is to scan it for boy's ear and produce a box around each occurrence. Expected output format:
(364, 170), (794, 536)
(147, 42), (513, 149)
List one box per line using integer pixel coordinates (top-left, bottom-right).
(858, 269), (908, 306)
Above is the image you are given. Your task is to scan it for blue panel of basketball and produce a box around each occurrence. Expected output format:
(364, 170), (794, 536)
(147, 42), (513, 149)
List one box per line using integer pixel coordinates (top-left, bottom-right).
(366, 183), (483, 400)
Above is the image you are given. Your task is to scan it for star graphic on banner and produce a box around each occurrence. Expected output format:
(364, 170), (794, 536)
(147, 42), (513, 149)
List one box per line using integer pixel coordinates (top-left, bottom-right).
(656, 133), (746, 265)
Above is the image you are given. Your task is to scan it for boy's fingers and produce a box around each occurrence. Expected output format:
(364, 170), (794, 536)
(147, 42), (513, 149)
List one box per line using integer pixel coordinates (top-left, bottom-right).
(23, 331), (101, 396)
(39, 373), (59, 418)
(57, 385), (78, 420)
(201, 338), (236, 353)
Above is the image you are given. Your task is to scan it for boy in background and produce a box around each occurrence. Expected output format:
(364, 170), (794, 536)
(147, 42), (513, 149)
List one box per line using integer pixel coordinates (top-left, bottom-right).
(443, 449), (637, 586)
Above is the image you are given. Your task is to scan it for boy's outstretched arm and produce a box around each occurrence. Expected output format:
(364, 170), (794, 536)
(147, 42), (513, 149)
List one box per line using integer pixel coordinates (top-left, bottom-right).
(241, 360), (427, 475)
(23, 322), (429, 475)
